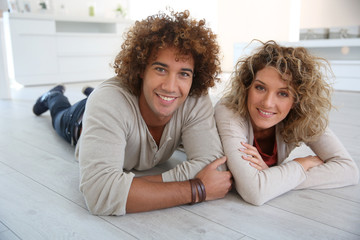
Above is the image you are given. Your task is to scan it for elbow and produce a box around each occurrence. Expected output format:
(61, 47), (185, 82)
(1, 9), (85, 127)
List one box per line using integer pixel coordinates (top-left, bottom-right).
(350, 164), (360, 185)
(80, 184), (126, 216)
(81, 187), (105, 216)
(234, 184), (267, 206)
(242, 194), (267, 206)
(344, 160), (360, 186)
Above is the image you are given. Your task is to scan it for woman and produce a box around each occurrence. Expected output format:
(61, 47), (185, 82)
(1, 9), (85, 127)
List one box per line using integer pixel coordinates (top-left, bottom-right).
(215, 40), (359, 205)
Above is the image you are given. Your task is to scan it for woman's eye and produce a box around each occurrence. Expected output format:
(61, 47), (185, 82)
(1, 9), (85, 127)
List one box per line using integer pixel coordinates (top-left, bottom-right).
(255, 85), (265, 91)
(279, 92), (289, 97)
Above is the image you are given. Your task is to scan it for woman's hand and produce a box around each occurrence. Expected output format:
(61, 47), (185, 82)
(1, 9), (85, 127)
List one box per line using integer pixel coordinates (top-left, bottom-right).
(239, 142), (269, 171)
(294, 155), (324, 171)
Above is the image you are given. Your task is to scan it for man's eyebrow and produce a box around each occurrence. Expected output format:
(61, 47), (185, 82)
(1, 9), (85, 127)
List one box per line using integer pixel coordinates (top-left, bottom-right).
(181, 68), (194, 74)
(152, 62), (168, 68)
(151, 62), (194, 74)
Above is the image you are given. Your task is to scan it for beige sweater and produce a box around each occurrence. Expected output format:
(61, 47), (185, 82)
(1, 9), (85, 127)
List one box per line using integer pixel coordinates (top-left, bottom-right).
(75, 78), (224, 215)
(215, 100), (359, 206)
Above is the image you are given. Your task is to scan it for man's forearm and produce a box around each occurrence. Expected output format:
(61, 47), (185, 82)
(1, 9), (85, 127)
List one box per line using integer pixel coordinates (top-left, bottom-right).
(126, 157), (232, 213)
(126, 177), (192, 213)
(141, 174), (163, 182)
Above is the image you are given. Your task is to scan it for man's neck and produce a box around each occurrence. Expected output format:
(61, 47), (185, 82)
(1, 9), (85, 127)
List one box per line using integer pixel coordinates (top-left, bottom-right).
(148, 125), (166, 147)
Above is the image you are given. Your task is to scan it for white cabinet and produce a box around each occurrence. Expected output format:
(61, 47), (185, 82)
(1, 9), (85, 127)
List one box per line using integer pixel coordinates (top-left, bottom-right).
(8, 14), (132, 86)
(234, 39), (360, 92)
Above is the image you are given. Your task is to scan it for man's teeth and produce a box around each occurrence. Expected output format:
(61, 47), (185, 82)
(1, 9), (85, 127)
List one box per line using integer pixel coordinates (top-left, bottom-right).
(159, 95), (175, 101)
(259, 109), (273, 115)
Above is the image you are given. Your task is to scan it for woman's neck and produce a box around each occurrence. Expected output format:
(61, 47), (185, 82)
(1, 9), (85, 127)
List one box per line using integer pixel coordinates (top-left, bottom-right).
(253, 127), (276, 155)
(253, 126), (275, 141)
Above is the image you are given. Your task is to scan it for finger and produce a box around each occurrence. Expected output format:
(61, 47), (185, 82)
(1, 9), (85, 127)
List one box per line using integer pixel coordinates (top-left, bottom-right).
(239, 148), (259, 158)
(222, 170), (233, 179)
(242, 154), (257, 164)
(241, 142), (257, 151)
(210, 156), (227, 168)
(229, 179), (234, 191)
(249, 162), (262, 171)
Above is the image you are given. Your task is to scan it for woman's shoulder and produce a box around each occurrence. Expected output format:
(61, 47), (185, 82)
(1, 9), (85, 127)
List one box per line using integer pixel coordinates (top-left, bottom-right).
(214, 98), (249, 129)
(215, 99), (244, 120)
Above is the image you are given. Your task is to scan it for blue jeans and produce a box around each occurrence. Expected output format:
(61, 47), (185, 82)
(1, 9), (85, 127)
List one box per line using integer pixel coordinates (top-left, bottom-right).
(47, 93), (87, 145)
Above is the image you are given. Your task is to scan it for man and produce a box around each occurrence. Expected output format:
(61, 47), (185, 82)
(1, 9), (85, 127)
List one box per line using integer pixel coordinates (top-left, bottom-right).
(33, 10), (232, 216)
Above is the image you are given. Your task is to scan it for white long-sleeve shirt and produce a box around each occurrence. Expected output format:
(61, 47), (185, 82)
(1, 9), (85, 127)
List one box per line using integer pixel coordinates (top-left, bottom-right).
(214, 99), (359, 206)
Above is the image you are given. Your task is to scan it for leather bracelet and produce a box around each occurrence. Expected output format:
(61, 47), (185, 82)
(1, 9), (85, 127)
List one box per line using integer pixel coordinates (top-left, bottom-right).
(189, 178), (206, 204)
(196, 179), (206, 202)
(194, 180), (203, 203)
(189, 179), (197, 205)
(194, 178), (206, 202)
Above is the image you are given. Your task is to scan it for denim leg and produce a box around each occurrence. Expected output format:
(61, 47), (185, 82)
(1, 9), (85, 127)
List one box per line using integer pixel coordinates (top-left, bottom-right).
(48, 94), (87, 145)
(47, 93), (71, 127)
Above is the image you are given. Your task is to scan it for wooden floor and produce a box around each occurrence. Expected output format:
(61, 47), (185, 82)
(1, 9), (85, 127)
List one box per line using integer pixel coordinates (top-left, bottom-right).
(0, 81), (359, 240)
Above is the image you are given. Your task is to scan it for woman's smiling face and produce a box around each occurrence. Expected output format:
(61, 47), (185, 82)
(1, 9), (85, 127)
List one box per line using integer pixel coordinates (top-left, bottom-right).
(247, 66), (294, 133)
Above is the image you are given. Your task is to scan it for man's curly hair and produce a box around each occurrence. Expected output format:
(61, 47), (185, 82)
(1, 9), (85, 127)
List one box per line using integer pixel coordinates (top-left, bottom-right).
(223, 40), (333, 145)
(113, 9), (221, 97)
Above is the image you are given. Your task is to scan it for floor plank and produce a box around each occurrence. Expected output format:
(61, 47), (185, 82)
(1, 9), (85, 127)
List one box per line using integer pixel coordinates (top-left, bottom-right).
(0, 165), (135, 240)
(183, 194), (359, 240)
(267, 190), (360, 235)
(103, 207), (244, 239)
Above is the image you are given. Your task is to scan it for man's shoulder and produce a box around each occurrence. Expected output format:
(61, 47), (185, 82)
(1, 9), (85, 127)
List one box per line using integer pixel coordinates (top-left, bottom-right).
(98, 77), (131, 94)
(87, 77), (138, 113)
(92, 77), (136, 102)
(174, 94), (214, 122)
(183, 93), (212, 108)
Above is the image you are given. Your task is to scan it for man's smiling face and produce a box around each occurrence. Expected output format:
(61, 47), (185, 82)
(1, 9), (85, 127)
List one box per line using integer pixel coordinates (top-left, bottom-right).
(139, 47), (194, 125)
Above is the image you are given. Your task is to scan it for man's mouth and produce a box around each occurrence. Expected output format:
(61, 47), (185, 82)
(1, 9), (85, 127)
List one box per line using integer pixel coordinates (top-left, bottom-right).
(158, 94), (176, 102)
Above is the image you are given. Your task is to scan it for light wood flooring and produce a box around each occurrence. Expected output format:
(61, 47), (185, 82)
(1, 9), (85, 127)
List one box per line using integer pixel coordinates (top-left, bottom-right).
(0, 82), (359, 240)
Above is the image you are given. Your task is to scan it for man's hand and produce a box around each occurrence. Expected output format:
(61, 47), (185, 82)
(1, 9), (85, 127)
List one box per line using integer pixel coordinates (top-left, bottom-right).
(195, 156), (233, 201)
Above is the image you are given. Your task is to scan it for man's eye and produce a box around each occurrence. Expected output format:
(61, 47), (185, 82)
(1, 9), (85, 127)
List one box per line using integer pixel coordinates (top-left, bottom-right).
(155, 67), (166, 73)
(180, 72), (191, 77)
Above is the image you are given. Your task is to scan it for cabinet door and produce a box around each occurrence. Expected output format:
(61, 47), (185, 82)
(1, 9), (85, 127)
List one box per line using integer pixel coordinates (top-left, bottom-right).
(56, 35), (122, 76)
(9, 19), (57, 85)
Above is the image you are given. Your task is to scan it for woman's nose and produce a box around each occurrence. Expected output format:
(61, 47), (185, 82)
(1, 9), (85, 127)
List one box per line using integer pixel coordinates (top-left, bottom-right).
(262, 93), (275, 107)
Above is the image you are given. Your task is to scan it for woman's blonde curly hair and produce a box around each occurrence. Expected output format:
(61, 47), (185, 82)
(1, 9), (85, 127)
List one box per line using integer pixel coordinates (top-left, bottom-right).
(113, 9), (221, 97)
(223, 40), (333, 145)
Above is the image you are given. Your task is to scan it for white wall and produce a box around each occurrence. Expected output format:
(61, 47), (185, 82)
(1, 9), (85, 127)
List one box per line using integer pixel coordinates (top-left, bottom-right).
(127, 0), (218, 31)
(0, 18), (11, 99)
(300, 0), (360, 28)
(217, 0), (300, 72)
